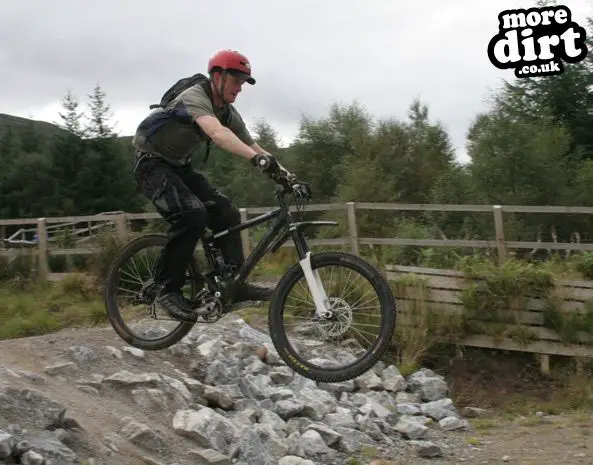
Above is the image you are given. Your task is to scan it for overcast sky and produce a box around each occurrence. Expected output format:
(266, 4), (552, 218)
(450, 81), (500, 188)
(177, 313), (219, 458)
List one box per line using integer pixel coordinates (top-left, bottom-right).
(2, 0), (591, 163)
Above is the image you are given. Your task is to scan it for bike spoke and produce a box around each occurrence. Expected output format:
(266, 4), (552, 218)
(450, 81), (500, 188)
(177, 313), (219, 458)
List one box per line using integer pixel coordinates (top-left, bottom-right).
(280, 263), (386, 372)
(111, 242), (197, 341)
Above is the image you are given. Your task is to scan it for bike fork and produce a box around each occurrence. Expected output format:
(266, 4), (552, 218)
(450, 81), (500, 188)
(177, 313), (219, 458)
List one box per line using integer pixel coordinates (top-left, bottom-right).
(299, 252), (332, 318)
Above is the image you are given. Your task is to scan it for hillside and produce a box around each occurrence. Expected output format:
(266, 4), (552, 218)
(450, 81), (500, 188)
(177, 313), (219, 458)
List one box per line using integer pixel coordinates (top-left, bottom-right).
(0, 112), (134, 145)
(0, 113), (69, 138)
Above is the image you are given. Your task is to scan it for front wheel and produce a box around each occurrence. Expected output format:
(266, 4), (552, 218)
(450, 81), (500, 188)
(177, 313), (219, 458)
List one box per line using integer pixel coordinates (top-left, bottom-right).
(268, 251), (397, 383)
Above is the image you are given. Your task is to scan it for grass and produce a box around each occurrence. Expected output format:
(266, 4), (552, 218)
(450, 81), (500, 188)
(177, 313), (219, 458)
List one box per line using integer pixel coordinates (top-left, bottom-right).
(0, 274), (108, 340)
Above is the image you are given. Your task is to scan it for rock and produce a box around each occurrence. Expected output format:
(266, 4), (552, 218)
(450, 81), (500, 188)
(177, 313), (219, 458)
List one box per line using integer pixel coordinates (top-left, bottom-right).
(189, 447), (231, 464)
(333, 427), (375, 454)
(0, 431), (15, 459)
(278, 456), (316, 465)
(232, 423), (288, 463)
(421, 398), (459, 420)
(299, 429), (336, 459)
(255, 345), (268, 361)
(21, 449), (45, 465)
(0, 386), (66, 431)
(439, 416), (470, 431)
(324, 407), (357, 429)
(105, 346), (123, 359)
(303, 423), (342, 446)
(44, 362), (77, 377)
(298, 388), (337, 420)
(103, 371), (192, 410)
(411, 440), (443, 458)
(269, 367), (294, 385)
(122, 346), (145, 358)
(396, 403), (421, 415)
(382, 365), (407, 392)
(67, 345), (98, 363)
(462, 406), (489, 418)
(19, 430), (78, 463)
(407, 368), (448, 401)
(120, 418), (166, 453)
(259, 410), (288, 434)
(394, 417), (429, 440)
(354, 370), (384, 391)
(203, 385), (236, 410)
(274, 399), (306, 420)
(0, 366), (46, 386)
(172, 408), (239, 455)
(0, 314), (476, 465)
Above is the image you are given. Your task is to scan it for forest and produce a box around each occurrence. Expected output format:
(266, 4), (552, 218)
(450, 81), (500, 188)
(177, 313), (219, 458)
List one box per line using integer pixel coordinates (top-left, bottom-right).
(1, 17), (592, 272)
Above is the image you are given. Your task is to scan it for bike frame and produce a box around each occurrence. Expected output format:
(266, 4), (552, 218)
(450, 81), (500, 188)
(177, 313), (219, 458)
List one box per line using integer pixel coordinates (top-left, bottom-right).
(202, 187), (337, 316)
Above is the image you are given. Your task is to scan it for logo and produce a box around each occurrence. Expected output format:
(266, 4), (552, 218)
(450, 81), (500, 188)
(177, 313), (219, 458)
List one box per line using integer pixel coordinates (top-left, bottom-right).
(487, 5), (588, 78)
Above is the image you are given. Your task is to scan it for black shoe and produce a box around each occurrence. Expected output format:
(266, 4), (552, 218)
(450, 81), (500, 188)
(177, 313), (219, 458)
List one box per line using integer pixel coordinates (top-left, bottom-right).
(155, 291), (197, 322)
(233, 282), (274, 303)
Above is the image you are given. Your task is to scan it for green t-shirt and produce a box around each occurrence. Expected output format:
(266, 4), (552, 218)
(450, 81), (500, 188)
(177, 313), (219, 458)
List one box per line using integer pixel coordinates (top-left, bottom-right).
(132, 83), (254, 165)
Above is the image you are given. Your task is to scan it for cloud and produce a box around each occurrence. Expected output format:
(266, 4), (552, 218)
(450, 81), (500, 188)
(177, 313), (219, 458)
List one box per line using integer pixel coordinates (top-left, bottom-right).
(2, 0), (591, 162)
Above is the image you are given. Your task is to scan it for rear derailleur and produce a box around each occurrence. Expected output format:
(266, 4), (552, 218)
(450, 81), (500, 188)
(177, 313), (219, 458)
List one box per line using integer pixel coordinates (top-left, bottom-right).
(189, 287), (224, 322)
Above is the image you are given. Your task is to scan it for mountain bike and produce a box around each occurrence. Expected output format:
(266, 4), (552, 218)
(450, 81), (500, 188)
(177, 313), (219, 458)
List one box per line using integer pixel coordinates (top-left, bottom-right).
(104, 165), (397, 383)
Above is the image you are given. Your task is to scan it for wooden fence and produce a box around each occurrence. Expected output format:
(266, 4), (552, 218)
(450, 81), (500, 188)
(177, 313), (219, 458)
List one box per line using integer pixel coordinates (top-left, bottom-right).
(3, 202), (593, 369)
(386, 264), (593, 374)
(4, 202), (593, 278)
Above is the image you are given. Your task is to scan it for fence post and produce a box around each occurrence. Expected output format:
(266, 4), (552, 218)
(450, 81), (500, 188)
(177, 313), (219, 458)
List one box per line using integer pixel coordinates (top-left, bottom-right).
(345, 202), (359, 255)
(239, 208), (250, 260)
(493, 205), (506, 265)
(114, 213), (128, 244)
(37, 218), (49, 282)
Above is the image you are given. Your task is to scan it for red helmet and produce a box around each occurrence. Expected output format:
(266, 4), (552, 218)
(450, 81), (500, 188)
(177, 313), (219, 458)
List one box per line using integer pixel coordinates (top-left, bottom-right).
(207, 49), (255, 85)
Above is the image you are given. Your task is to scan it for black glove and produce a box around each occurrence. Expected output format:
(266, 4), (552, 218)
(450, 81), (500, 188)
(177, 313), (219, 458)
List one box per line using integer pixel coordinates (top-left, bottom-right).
(251, 153), (295, 185)
(250, 153), (278, 173)
(251, 153), (311, 200)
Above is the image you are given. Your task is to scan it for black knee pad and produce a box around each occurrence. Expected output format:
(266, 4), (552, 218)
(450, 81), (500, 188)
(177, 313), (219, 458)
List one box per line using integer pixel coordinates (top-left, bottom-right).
(185, 207), (208, 228)
(222, 203), (241, 227)
(171, 207), (208, 237)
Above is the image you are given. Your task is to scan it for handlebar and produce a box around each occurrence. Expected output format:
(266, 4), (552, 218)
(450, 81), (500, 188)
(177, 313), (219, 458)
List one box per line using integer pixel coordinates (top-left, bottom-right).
(253, 153), (312, 202)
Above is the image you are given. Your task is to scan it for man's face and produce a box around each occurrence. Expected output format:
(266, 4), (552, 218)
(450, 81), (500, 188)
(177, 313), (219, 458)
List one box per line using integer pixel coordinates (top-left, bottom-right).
(214, 72), (246, 104)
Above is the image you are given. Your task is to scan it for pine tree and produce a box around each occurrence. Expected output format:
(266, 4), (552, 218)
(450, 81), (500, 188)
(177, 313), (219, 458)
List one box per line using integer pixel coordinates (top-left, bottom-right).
(86, 84), (116, 139)
(56, 90), (87, 137)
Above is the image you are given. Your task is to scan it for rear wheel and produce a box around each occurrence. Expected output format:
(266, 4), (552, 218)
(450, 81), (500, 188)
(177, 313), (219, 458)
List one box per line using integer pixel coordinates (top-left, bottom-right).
(268, 251), (397, 382)
(104, 234), (201, 350)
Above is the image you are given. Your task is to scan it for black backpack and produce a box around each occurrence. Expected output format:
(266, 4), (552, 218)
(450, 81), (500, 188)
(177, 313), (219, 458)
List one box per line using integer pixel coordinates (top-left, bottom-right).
(149, 73), (232, 163)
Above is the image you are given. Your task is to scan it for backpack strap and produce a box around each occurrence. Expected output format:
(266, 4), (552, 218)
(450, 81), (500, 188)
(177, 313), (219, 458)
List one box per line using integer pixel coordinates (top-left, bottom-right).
(198, 79), (232, 164)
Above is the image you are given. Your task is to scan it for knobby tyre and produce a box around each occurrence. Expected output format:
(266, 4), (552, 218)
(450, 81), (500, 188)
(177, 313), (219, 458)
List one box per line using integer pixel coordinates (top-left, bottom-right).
(104, 234), (197, 350)
(268, 251), (397, 383)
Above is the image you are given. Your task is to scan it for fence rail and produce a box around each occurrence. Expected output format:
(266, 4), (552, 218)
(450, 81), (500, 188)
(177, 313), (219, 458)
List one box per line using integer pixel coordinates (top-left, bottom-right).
(2, 202), (593, 281)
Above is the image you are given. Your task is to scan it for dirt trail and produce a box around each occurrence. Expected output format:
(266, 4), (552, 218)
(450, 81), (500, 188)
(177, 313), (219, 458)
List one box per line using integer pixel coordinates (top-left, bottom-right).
(1, 324), (593, 464)
(0, 324), (210, 465)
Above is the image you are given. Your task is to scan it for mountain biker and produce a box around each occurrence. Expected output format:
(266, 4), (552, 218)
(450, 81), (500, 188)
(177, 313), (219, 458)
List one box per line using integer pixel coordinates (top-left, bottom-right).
(131, 49), (299, 321)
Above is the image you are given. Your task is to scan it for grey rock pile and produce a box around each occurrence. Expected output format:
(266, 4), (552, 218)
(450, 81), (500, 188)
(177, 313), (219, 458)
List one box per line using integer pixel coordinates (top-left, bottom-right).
(0, 317), (475, 464)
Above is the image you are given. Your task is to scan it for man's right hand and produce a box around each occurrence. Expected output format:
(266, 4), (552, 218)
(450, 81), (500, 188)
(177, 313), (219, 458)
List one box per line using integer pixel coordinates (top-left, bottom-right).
(250, 153), (279, 173)
(251, 153), (297, 187)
